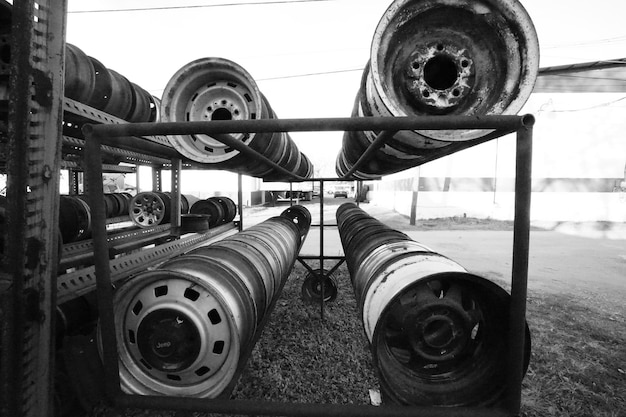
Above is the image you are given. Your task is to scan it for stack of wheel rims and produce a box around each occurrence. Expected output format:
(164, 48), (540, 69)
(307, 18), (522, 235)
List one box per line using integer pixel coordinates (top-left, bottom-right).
(336, 203), (531, 406)
(64, 43), (160, 123)
(335, 0), (539, 178)
(104, 206), (311, 397)
(160, 57), (314, 180)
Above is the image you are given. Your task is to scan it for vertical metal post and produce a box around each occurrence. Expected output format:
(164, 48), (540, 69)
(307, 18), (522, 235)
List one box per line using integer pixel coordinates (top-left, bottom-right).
(319, 180), (325, 321)
(410, 167), (420, 225)
(237, 173), (243, 231)
(493, 139), (500, 204)
(170, 158), (182, 236)
(84, 132), (121, 401)
(68, 169), (79, 195)
(152, 166), (162, 192)
(0, 2), (67, 416)
(136, 165), (142, 192)
(506, 124), (533, 413)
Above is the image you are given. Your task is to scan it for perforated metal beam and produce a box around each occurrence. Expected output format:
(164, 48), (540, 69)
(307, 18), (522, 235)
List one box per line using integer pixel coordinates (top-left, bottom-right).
(57, 223), (238, 304)
(0, 1), (67, 417)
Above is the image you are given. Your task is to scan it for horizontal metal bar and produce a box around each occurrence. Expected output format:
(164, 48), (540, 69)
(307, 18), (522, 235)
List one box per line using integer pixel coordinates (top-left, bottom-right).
(59, 224), (172, 270)
(57, 223), (238, 304)
(63, 98), (173, 150)
(298, 255), (345, 260)
(84, 115), (535, 137)
(264, 177), (377, 183)
(62, 135), (171, 166)
(60, 160), (137, 173)
(114, 393), (511, 417)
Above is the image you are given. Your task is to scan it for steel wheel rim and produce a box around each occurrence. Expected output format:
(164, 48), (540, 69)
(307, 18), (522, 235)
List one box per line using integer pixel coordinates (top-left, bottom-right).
(188, 245), (267, 323)
(161, 57), (268, 163)
(211, 239), (276, 311)
(369, 0), (539, 142)
(301, 269), (338, 304)
(112, 272), (240, 398)
(130, 192), (169, 228)
(373, 272), (530, 406)
(64, 44), (96, 104)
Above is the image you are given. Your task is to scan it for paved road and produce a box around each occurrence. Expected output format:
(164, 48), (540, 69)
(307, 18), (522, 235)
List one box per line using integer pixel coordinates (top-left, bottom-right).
(243, 199), (626, 304)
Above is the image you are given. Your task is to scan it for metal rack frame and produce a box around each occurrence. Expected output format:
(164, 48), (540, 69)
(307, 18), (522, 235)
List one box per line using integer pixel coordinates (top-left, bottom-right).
(0, 4), (532, 415)
(56, 97), (244, 305)
(82, 114), (533, 417)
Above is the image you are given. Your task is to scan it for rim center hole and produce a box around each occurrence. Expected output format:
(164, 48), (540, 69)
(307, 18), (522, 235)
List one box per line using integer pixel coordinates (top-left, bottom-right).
(211, 107), (233, 120)
(423, 318), (455, 349)
(423, 55), (458, 90)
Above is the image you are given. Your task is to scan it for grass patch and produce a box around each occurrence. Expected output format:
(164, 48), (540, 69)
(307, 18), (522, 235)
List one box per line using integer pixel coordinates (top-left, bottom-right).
(231, 263), (378, 405)
(522, 292), (625, 417)
(378, 214), (521, 231)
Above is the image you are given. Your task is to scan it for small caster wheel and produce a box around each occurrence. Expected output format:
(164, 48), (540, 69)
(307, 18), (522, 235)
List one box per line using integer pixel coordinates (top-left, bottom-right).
(301, 269), (338, 303)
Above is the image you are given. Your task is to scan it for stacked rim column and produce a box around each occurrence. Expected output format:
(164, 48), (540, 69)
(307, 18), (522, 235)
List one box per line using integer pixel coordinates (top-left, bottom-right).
(160, 57), (313, 180)
(65, 43), (160, 123)
(336, 203), (530, 406)
(102, 205), (311, 398)
(336, 0), (539, 178)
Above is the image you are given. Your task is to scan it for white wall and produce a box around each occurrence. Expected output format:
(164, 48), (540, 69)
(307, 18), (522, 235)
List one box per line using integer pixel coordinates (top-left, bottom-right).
(368, 92), (626, 222)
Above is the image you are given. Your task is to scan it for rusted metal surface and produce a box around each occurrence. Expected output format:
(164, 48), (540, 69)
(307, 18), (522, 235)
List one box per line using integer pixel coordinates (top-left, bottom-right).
(84, 114), (532, 137)
(0, 1), (67, 417)
(369, 0), (539, 141)
(79, 114), (532, 416)
(116, 393), (512, 417)
(506, 123), (533, 411)
(57, 223), (239, 304)
(336, 0), (539, 178)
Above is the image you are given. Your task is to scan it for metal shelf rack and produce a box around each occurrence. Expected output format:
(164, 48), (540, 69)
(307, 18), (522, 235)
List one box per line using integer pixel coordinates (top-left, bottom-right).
(0, 2), (533, 416)
(82, 114), (533, 417)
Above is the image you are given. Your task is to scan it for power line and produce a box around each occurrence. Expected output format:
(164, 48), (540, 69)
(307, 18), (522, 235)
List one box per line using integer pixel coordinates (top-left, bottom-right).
(146, 67), (364, 94)
(68, 0), (338, 14)
(543, 35), (626, 49)
(257, 67), (363, 81)
(548, 74), (626, 83)
(543, 96), (626, 112)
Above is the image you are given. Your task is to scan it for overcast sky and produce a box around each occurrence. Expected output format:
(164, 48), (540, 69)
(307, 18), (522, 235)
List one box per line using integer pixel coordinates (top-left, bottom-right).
(65, 0), (626, 175)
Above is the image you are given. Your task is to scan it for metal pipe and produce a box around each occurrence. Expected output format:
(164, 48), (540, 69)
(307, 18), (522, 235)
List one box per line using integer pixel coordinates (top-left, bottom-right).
(298, 255), (345, 261)
(506, 124), (533, 413)
(84, 133), (122, 400)
(237, 173), (243, 232)
(340, 130), (397, 179)
(83, 115), (533, 137)
(271, 177), (379, 184)
(115, 393), (511, 417)
(319, 180), (325, 320)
